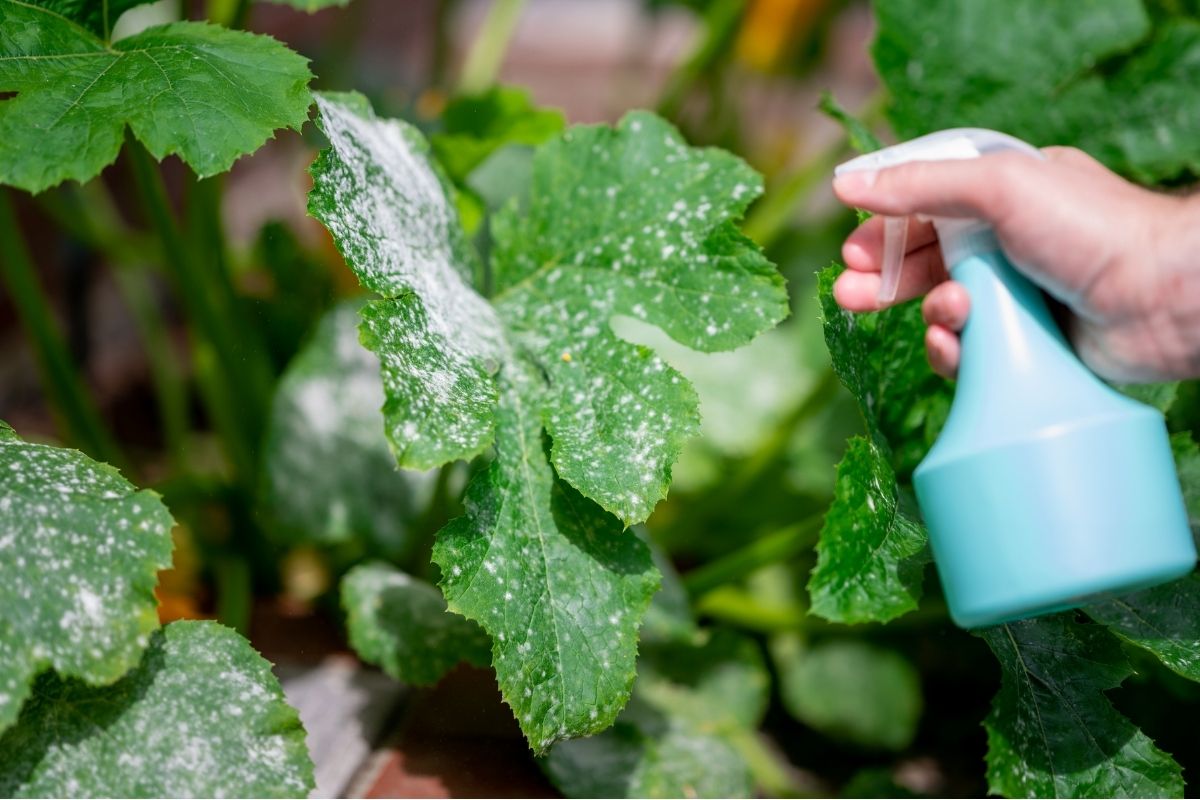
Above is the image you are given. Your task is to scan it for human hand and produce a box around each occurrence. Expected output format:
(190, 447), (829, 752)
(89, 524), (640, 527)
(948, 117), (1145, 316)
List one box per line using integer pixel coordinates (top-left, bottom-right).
(831, 146), (1200, 382)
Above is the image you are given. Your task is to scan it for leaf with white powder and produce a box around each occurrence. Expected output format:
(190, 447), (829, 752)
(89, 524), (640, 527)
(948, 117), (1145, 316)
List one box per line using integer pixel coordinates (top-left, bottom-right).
(0, 621), (314, 798)
(0, 422), (174, 733)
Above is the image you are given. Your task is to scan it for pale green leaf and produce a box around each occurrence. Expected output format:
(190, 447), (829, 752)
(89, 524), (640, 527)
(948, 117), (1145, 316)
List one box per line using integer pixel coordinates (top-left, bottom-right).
(0, 423), (174, 733)
(1086, 573), (1200, 682)
(980, 615), (1183, 798)
(808, 436), (929, 624)
(433, 364), (659, 753)
(0, 621), (314, 798)
(261, 300), (430, 559)
(308, 94), (504, 470)
(341, 561), (490, 686)
(543, 630), (766, 799)
(22, 0), (157, 36)
(0, 2), (312, 193)
(772, 635), (922, 750)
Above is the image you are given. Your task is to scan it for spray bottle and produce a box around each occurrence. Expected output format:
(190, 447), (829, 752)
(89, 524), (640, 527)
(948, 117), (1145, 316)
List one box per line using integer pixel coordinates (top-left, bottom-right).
(835, 129), (1197, 628)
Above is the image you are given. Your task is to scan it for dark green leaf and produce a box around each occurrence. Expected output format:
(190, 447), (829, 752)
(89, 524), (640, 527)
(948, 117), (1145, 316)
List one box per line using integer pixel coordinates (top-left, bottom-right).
(1170, 432), (1200, 535)
(873, 0), (1200, 182)
(980, 615), (1183, 798)
(22, 0), (156, 36)
(1086, 573), (1200, 683)
(341, 561), (490, 686)
(1116, 381), (1179, 413)
(0, 423), (174, 733)
(0, 621), (314, 798)
(808, 436), (929, 624)
(772, 635), (922, 750)
(261, 300), (429, 560)
(0, 2), (313, 193)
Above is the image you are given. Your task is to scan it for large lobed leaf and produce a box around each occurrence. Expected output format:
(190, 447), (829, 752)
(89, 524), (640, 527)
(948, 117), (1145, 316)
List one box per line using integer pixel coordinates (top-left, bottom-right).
(980, 615), (1183, 798)
(308, 92), (786, 748)
(873, 0), (1200, 182)
(0, 422), (173, 733)
(22, 0), (157, 36)
(0, 0), (312, 193)
(0, 620), (314, 798)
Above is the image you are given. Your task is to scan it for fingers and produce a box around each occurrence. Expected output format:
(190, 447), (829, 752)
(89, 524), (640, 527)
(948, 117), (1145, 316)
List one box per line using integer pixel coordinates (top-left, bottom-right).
(926, 325), (961, 379)
(834, 242), (946, 311)
(922, 281), (970, 330)
(842, 215), (937, 272)
(832, 152), (1042, 222)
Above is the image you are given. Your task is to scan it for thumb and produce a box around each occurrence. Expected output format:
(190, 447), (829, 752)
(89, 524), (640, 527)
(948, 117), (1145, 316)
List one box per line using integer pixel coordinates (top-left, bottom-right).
(832, 152), (1046, 223)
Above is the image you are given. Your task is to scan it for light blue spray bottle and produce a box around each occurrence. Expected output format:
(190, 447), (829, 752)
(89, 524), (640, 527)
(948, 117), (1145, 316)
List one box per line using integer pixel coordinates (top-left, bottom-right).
(835, 129), (1197, 629)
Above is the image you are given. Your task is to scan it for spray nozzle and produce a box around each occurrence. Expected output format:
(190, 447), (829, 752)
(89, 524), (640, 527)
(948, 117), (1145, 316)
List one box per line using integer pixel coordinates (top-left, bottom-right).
(834, 128), (1044, 304)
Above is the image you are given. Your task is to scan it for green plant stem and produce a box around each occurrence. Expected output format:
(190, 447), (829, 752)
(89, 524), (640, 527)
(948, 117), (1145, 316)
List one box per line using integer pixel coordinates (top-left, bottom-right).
(457, 0), (527, 94)
(656, 0), (746, 120)
(683, 516), (822, 596)
(742, 91), (886, 249)
(724, 727), (819, 798)
(413, 463), (457, 578)
(126, 139), (257, 480)
(0, 190), (125, 468)
(46, 184), (190, 471)
(214, 554), (252, 635)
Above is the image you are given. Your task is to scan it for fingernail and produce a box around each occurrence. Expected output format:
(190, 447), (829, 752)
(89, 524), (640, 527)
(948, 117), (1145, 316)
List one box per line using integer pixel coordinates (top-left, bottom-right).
(833, 170), (878, 195)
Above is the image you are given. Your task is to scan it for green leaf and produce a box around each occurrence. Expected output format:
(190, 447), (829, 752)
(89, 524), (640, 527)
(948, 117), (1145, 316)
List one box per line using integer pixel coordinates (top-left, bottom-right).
(433, 364), (660, 753)
(818, 91), (882, 154)
(808, 436), (929, 624)
(543, 630), (767, 799)
(309, 93), (784, 524)
(491, 113), (787, 523)
(0, 620), (314, 798)
(818, 264), (950, 476)
(261, 0), (350, 11)
(261, 300), (429, 560)
(1170, 432), (1200, 535)
(873, 0), (1200, 182)
(308, 94), (505, 470)
(22, 0), (156, 36)
(1116, 381), (1179, 413)
(979, 615), (1184, 799)
(341, 561), (490, 686)
(0, 2), (312, 193)
(1086, 573), (1200, 683)
(771, 635), (922, 750)
(0, 423), (174, 733)
(431, 86), (565, 184)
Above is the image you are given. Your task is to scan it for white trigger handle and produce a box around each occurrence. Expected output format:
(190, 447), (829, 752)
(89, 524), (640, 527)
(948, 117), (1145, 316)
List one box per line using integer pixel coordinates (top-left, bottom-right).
(879, 216), (908, 304)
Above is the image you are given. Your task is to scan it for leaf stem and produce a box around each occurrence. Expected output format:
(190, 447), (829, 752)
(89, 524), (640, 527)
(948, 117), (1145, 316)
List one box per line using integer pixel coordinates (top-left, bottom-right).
(683, 516), (822, 596)
(126, 139), (259, 480)
(0, 190), (125, 468)
(724, 727), (820, 798)
(457, 0), (527, 94)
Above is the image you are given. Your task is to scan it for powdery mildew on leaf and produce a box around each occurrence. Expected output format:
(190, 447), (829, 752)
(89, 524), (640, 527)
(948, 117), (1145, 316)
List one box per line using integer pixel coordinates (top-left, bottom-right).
(261, 301), (429, 559)
(341, 561), (490, 686)
(980, 615), (1183, 799)
(0, 621), (314, 798)
(0, 2), (312, 193)
(492, 113), (787, 522)
(434, 363), (659, 753)
(807, 436), (929, 624)
(0, 423), (173, 734)
(308, 93), (505, 469)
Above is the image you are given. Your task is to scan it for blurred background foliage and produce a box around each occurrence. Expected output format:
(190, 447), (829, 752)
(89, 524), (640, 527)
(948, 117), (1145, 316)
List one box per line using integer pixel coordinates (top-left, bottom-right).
(4, 0), (1199, 796)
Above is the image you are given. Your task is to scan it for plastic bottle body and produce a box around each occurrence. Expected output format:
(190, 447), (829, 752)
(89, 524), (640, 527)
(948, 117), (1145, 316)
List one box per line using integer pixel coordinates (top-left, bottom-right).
(913, 241), (1197, 628)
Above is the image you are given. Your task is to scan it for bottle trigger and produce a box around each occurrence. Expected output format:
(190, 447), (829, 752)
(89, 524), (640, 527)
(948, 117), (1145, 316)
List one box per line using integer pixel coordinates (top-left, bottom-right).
(878, 215), (908, 305)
